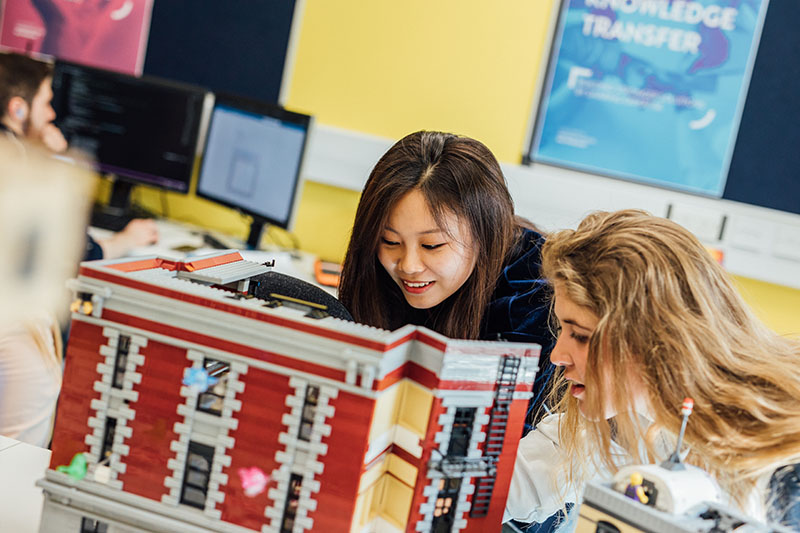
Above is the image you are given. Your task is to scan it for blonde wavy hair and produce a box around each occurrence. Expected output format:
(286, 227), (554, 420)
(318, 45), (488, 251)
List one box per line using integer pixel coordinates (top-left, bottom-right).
(541, 209), (800, 507)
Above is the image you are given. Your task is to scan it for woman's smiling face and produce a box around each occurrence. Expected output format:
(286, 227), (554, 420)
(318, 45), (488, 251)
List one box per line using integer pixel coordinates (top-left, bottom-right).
(377, 189), (476, 309)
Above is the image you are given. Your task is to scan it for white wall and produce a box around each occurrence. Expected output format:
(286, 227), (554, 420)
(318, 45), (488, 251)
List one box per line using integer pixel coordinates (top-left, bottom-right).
(303, 124), (800, 290)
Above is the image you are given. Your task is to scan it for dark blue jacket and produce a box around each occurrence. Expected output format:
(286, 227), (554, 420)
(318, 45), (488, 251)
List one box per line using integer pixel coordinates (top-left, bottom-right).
(481, 228), (555, 431)
(768, 463), (800, 530)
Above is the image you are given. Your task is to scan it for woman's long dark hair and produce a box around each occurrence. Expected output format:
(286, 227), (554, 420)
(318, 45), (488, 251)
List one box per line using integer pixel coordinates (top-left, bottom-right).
(339, 131), (518, 339)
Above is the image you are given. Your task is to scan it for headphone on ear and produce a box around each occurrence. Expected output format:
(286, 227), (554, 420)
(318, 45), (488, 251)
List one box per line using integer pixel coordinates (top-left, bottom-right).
(15, 107), (25, 119)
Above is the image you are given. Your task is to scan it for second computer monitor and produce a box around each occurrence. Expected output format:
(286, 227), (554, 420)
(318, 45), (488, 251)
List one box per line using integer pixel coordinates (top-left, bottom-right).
(197, 95), (311, 241)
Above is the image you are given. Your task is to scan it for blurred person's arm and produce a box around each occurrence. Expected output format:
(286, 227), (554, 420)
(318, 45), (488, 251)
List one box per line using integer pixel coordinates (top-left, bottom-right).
(95, 218), (159, 259)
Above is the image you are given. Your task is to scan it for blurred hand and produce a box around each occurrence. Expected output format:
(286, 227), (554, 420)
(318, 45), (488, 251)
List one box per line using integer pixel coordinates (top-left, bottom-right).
(39, 123), (68, 153)
(97, 218), (158, 259)
(119, 218), (158, 247)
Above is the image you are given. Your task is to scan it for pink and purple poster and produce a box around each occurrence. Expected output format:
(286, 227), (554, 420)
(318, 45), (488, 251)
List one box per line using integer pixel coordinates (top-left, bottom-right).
(0, 0), (153, 75)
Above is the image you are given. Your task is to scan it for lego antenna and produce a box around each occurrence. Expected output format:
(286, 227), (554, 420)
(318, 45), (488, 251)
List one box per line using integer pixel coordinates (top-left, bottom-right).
(661, 397), (694, 471)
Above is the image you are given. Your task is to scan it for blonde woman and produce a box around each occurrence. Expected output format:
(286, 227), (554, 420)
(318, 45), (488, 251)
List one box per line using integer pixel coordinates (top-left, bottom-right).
(505, 210), (800, 530)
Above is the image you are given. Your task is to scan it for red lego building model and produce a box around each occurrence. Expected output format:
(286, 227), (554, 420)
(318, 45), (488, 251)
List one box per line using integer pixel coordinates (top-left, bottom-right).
(38, 251), (540, 533)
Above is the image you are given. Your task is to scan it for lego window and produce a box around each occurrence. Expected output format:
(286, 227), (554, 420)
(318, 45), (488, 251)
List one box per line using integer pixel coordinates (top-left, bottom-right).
(280, 473), (303, 533)
(99, 417), (117, 463)
(111, 335), (130, 389)
(80, 517), (109, 533)
(180, 441), (215, 509)
(297, 385), (320, 442)
(447, 408), (476, 457)
(196, 359), (229, 416)
(432, 478), (462, 531)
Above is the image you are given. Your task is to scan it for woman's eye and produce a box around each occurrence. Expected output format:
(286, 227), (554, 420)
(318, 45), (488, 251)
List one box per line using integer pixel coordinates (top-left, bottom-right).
(570, 332), (590, 344)
(380, 237), (399, 246)
(421, 243), (445, 250)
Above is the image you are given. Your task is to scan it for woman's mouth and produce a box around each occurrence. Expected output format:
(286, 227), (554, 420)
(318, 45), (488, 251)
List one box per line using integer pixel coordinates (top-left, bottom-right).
(570, 383), (586, 399)
(402, 280), (435, 294)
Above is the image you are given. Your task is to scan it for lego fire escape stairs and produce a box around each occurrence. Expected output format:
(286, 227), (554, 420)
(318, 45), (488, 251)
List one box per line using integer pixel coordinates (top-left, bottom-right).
(427, 355), (521, 517)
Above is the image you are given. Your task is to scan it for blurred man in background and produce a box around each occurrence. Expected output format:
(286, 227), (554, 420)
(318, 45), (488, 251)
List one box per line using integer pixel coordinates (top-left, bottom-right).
(0, 50), (158, 258)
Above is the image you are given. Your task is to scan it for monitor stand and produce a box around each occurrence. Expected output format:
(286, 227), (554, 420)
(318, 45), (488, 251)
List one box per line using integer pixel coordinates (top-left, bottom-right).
(90, 179), (153, 231)
(246, 219), (268, 250)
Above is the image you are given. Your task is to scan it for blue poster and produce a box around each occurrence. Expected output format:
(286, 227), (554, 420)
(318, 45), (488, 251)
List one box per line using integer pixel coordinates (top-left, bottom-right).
(531, 0), (769, 196)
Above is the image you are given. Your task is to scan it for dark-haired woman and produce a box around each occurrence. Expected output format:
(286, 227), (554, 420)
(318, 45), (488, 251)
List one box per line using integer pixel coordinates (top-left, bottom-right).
(339, 130), (555, 424)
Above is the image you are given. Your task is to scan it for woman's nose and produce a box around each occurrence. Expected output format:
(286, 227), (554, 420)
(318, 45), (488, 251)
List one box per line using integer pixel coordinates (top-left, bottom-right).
(397, 248), (424, 274)
(549, 334), (572, 367)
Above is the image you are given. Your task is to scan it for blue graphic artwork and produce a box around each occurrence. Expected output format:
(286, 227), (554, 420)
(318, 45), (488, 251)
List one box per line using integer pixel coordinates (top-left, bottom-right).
(531, 0), (769, 196)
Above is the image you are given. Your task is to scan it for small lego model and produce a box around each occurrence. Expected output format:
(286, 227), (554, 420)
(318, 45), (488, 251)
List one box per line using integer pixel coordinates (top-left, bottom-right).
(38, 251), (541, 533)
(56, 452), (88, 481)
(575, 399), (793, 533)
(238, 467), (271, 498)
(624, 472), (648, 505)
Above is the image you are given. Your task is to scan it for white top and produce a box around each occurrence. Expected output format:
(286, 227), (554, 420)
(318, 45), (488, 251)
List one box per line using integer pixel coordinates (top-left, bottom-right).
(0, 317), (62, 448)
(504, 414), (601, 525)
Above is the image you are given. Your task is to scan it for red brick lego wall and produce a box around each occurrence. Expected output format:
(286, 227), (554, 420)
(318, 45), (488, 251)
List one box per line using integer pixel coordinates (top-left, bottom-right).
(461, 398), (528, 532)
(405, 396), (445, 531)
(50, 320), (107, 468)
(306, 389), (375, 531)
(118, 340), (186, 501)
(219, 369), (293, 530)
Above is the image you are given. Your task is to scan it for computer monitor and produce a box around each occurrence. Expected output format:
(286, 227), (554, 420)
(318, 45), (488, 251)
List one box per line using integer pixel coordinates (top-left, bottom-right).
(51, 61), (209, 222)
(196, 94), (311, 249)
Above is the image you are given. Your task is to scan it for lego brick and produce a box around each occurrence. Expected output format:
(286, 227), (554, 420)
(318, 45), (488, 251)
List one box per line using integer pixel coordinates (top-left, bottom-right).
(264, 504), (282, 519)
(230, 361), (248, 375)
(206, 490), (226, 504)
(295, 516), (314, 529)
(111, 443), (130, 455)
(284, 395), (304, 409)
(315, 404), (335, 418)
(129, 334), (148, 347)
(99, 345), (117, 358)
(274, 451), (292, 464)
(186, 349), (205, 362)
(319, 385), (339, 399)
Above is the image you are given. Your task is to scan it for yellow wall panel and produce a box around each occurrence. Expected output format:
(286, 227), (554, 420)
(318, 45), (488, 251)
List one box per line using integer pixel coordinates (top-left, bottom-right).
(352, 484), (377, 532)
(370, 476), (388, 516)
(386, 454), (418, 488)
(291, 180), (360, 262)
(358, 459), (387, 494)
(396, 380), (434, 436)
(733, 275), (800, 338)
(287, 0), (556, 162)
(378, 475), (415, 529)
(369, 382), (402, 442)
